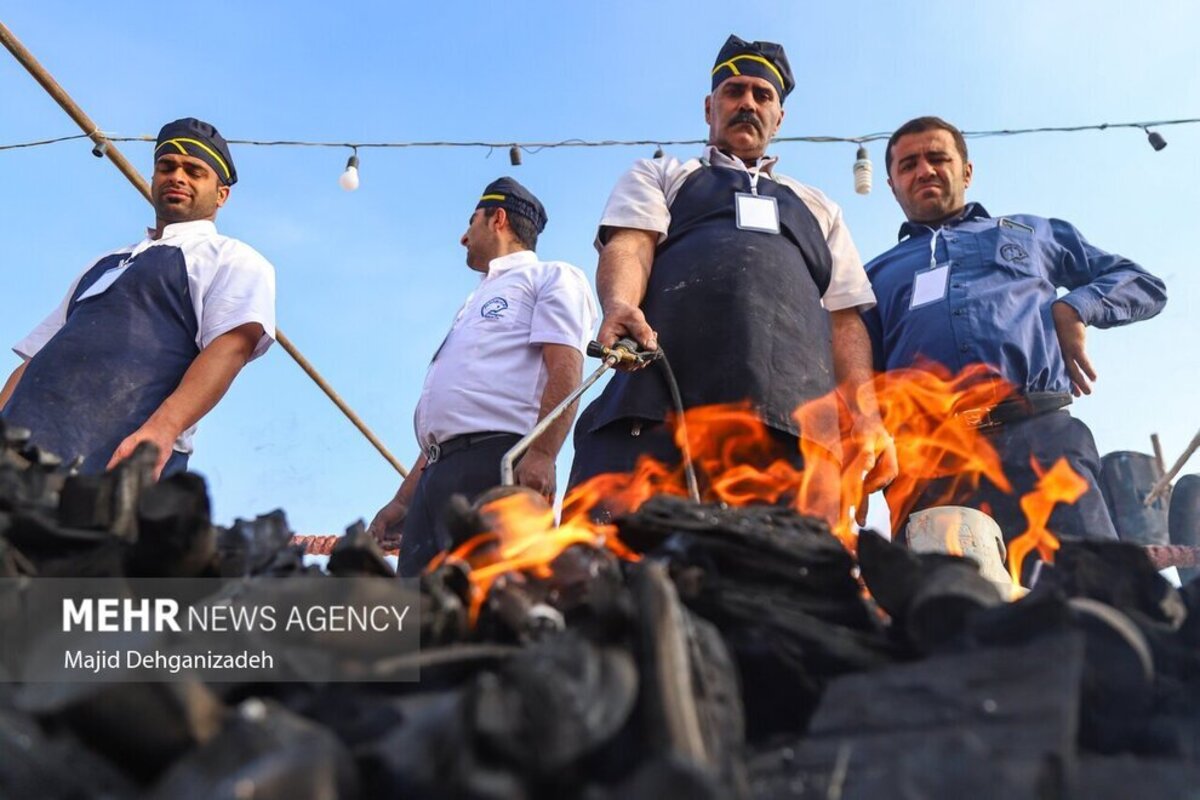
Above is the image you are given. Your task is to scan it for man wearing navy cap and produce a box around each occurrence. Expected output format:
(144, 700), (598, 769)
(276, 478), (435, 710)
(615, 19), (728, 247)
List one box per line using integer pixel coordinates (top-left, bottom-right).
(0, 117), (276, 478)
(368, 178), (597, 575)
(568, 35), (895, 521)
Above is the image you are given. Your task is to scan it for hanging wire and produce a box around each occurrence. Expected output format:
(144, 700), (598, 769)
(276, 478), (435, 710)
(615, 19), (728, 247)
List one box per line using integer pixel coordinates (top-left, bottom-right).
(3, 117), (1198, 154)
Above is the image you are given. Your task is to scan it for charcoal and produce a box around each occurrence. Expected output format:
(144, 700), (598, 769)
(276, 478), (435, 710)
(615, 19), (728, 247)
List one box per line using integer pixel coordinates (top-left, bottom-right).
(857, 529), (1004, 651)
(540, 545), (633, 643)
(478, 575), (566, 644)
(58, 473), (117, 530)
(962, 582), (1077, 647)
(0, 532), (35, 576)
(625, 501), (897, 740)
(214, 509), (294, 577)
(1140, 677), (1200, 761)
(0, 511), (126, 577)
(358, 689), (525, 800)
(473, 631), (639, 774)
(254, 542), (323, 577)
(620, 498), (856, 596)
(1181, 576), (1200, 648)
(0, 705), (139, 799)
(587, 756), (725, 800)
(356, 642), (520, 689)
(420, 559), (472, 645)
(1043, 538), (1186, 627)
(907, 561), (1005, 650)
(0, 421), (64, 516)
(327, 520), (394, 577)
(1067, 598), (1157, 753)
(127, 471), (216, 577)
(17, 679), (227, 782)
(277, 684), (405, 750)
(145, 698), (358, 800)
(628, 560), (746, 792)
(681, 607), (748, 796)
(754, 633), (1085, 799)
(1076, 755), (1200, 799)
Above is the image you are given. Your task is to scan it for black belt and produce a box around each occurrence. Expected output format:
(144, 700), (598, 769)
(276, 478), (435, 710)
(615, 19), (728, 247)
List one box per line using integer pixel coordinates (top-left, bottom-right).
(425, 431), (517, 464)
(955, 392), (1072, 431)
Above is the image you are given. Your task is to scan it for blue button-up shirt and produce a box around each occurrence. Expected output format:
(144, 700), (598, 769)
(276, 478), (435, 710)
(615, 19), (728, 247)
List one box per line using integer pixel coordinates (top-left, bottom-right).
(861, 203), (1167, 393)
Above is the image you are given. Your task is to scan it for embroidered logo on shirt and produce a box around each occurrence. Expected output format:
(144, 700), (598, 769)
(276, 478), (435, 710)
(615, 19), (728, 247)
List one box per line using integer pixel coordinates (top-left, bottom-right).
(1000, 243), (1029, 264)
(480, 297), (509, 319)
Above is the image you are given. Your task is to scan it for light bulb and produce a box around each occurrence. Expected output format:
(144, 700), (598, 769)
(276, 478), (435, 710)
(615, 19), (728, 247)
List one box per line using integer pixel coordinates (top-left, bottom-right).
(339, 153), (360, 191)
(509, 145), (522, 166)
(653, 146), (664, 159)
(853, 145), (872, 195)
(1146, 130), (1167, 151)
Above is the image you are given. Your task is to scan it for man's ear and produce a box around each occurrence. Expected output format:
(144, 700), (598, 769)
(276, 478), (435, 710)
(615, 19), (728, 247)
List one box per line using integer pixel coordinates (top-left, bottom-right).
(491, 206), (509, 231)
(963, 160), (973, 189)
(704, 94), (712, 125)
(216, 185), (230, 208)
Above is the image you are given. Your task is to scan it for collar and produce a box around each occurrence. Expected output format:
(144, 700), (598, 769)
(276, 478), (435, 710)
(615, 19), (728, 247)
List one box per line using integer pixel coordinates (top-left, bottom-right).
(898, 202), (991, 241)
(147, 219), (219, 241)
(484, 249), (537, 278)
(703, 145), (778, 176)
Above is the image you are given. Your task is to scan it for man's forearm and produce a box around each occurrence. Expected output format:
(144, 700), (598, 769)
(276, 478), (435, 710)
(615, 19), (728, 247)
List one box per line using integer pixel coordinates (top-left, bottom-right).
(393, 454), (428, 506)
(0, 361), (28, 411)
(528, 344), (585, 458)
(596, 228), (657, 312)
(143, 324), (263, 440)
(830, 309), (880, 415)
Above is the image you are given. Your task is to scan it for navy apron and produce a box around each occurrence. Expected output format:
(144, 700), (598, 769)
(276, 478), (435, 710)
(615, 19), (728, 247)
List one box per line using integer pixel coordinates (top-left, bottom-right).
(586, 162), (835, 436)
(3, 245), (199, 474)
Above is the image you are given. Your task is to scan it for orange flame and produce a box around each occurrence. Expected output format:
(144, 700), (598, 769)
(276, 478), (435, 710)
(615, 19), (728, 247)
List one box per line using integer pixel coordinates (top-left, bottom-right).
(431, 364), (1060, 615)
(1006, 457), (1089, 584)
(433, 490), (641, 623)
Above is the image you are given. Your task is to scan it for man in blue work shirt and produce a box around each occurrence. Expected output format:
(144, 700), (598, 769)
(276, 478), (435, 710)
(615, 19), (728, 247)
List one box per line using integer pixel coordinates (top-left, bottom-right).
(0, 118), (276, 479)
(862, 116), (1167, 542)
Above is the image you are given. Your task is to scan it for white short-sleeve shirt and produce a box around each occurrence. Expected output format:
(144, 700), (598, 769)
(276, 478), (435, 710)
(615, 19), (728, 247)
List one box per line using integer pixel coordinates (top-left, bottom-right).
(12, 219), (277, 453)
(413, 250), (598, 449)
(598, 145), (876, 312)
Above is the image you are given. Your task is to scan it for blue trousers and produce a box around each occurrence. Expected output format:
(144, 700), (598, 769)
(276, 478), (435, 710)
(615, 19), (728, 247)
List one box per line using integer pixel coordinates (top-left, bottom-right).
(398, 433), (520, 577)
(894, 410), (1117, 542)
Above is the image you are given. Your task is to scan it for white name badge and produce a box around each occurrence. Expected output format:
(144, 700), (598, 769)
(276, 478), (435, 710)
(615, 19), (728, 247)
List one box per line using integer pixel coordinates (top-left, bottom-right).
(909, 263), (950, 309)
(734, 192), (780, 234)
(75, 262), (131, 302)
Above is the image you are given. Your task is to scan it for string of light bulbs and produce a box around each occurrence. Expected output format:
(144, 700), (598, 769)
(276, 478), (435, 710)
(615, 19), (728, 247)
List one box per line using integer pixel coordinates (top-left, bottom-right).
(2, 116), (1194, 196)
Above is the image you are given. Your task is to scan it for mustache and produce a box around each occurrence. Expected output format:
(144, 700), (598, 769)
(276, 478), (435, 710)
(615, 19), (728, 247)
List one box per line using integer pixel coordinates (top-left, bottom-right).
(729, 111), (763, 131)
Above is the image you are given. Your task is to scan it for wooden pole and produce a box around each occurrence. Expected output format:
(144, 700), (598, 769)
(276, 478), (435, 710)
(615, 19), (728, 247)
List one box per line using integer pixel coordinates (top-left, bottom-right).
(0, 20), (407, 477)
(1145, 427), (1200, 506)
(1150, 433), (1166, 474)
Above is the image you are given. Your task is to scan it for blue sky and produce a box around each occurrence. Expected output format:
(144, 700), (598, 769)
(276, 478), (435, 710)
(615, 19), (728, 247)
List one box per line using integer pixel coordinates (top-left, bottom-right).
(2, 1), (1197, 535)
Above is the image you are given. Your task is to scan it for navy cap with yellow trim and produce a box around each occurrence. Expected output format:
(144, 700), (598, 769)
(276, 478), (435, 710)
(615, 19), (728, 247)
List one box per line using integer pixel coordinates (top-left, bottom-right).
(476, 176), (547, 233)
(711, 35), (795, 103)
(154, 117), (237, 186)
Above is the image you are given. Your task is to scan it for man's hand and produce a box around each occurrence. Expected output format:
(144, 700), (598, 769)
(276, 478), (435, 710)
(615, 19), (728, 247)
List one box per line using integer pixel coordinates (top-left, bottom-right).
(1052, 302), (1096, 396)
(106, 322), (265, 480)
(515, 449), (557, 500)
(857, 421), (898, 494)
(598, 301), (658, 370)
(367, 498), (407, 551)
(107, 419), (179, 479)
(851, 418), (899, 526)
